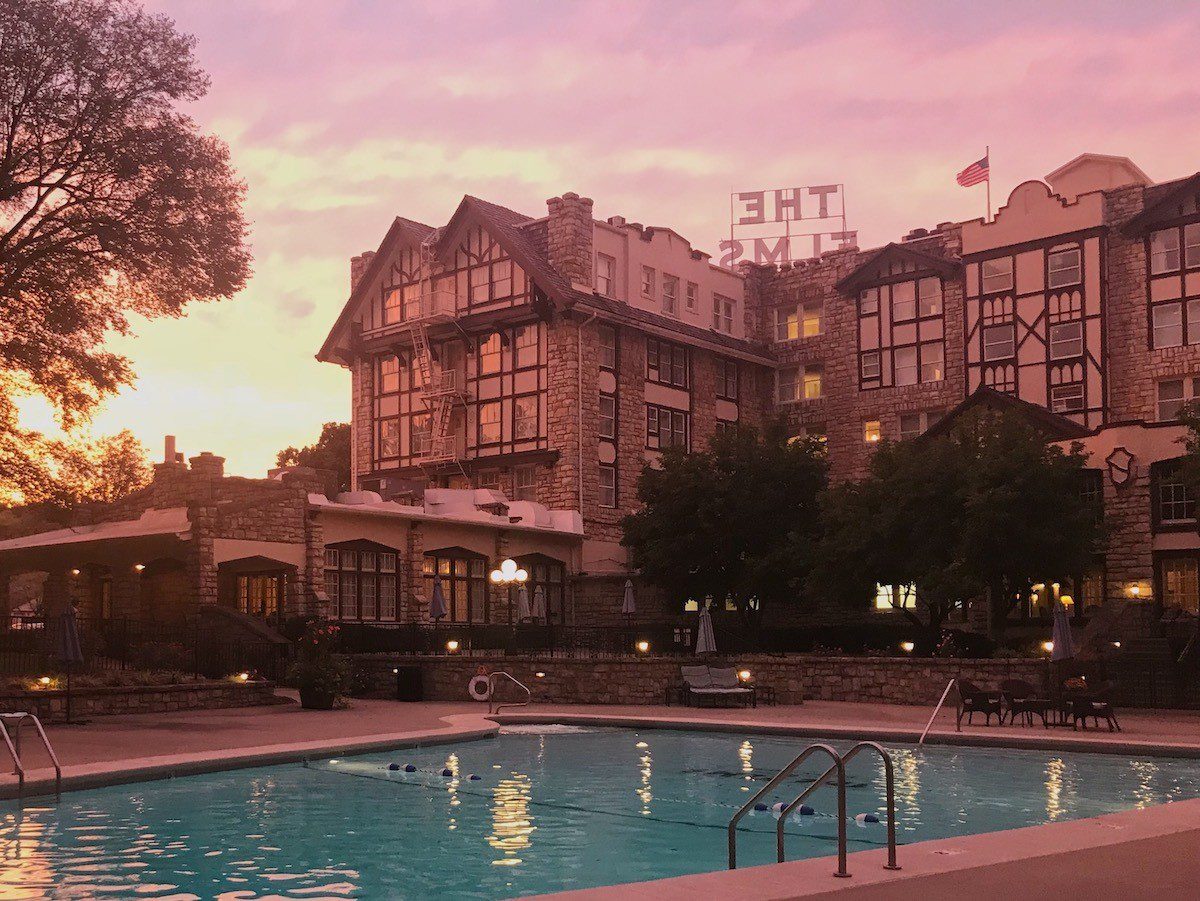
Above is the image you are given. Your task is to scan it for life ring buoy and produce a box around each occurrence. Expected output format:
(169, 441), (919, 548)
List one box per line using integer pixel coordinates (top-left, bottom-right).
(468, 674), (492, 702)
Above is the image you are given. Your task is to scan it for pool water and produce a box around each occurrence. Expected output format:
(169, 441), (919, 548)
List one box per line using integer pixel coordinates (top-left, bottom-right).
(3, 726), (1200, 899)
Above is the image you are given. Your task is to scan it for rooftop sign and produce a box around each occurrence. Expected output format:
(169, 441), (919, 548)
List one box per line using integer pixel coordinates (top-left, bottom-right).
(719, 185), (857, 269)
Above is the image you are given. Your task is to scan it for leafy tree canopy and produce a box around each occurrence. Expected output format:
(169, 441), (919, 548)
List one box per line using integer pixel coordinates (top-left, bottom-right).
(0, 0), (250, 428)
(621, 421), (827, 622)
(813, 408), (1101, 646)
(276, 422), (351, 494)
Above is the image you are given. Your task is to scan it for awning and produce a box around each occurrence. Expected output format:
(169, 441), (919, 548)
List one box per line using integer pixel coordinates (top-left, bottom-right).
(0, 508), (191, 569)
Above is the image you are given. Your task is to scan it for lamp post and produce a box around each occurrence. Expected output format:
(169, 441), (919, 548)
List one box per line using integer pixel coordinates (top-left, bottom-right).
(490, 559), (528, 623)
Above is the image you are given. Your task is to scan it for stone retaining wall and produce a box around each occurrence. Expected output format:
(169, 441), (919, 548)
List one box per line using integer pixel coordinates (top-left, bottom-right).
(350, 654), (1049, 707)
(0, 680), (280, 721)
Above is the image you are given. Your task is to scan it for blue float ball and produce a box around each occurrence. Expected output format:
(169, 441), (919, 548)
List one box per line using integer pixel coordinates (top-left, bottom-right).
(442, 768), (454, 777)
(854, 812), (881, 826)
(388, 763), (400, 771)
(799, 804), (815, 816)
(404, 764), (417, 773)
(469, 774), (481, 781)
(753, 802), (768, 812)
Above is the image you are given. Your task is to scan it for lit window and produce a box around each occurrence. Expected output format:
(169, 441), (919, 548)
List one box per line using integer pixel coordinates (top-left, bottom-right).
(514, 465), (537, 501)
(918, 278), (942, 316)
(479, 402), (501, 444)
(685, 281), (699, 311)
(921, 342), (944, 382)
(1049, 321), (1083, 359)
(598, 324), (617, 369)
(982, 257), (1014, 293)
(1048, 246), (1082, 288)
(1153, 303), (1183, 348)
(802, 302), (823, 336)
(803, 365), (822, 400)
(1161, 557), (1200, 614)
(983, 324), (1015, 361)
(599, 464), (617, 508)
(596, 253), (616, 296)
(641, 266), (655, 299)
(479, 333), (502, 374)
(1151, 228), (1181, 275)
(1050, 383), (1085, 413)
(662, 275), (679, 316)
(875, 584), (917, 610)
(514, 396), (538, 439)
(599, 394), (616, 438)
(713, 294), (735, 333)
(776, 307), (799, 341)
(894, 346), (918, 386)
(864, 420), (882, 443)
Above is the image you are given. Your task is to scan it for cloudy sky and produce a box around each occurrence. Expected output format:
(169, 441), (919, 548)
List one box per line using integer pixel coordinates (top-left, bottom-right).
(21, 0), (1200, 475)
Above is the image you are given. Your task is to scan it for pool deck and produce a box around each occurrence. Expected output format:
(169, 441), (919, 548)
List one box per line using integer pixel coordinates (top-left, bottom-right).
(6, 693), (1200, 899)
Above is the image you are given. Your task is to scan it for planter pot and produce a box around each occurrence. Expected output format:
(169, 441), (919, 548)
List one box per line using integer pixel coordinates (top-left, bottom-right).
(299, 686), (337, 710)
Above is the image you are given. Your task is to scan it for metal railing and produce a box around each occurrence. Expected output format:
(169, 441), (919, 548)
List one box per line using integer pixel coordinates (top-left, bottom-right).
(729, 742), (901, 878)
(487, 671), (531, 714)
(920, 678), (957, 744)
(0, 712), (61, 797)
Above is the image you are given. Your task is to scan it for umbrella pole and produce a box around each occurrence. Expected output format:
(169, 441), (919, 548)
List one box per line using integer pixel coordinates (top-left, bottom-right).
(65, 661), (72, 725)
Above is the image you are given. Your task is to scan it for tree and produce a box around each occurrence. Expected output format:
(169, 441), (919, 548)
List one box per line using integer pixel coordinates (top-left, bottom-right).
(621, 421), (827, 623)
(0, 426), (150, 509)
(812, 408), (1102, 650)
(0, 0), (250, 429)
(276, 423), (352, 494)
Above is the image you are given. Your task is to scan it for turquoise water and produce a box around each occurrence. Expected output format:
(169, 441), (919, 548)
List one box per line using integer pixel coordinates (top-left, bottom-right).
(3, 726), (1200, 899)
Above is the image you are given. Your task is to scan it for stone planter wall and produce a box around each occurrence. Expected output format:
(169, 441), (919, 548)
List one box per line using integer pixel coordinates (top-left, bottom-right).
(0, 680), (280, 721)
(350, 654), (1049, 707)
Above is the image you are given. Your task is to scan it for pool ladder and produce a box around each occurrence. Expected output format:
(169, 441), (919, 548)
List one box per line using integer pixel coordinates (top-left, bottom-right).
(727, 742), (900, 877)
(487, 671), (532, 715)
(0, 712), (62, 798)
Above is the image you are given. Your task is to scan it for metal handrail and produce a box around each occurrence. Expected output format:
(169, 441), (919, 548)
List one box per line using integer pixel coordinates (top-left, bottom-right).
(777, 742), (900, 872)
(728, 743), (842, 871)
(487, 671), (532, 714)
(920, 678), (957, 744)
(0, 713), (62, 797)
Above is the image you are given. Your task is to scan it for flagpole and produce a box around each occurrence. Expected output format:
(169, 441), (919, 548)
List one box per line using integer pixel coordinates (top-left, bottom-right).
(985, 145), (992, 221)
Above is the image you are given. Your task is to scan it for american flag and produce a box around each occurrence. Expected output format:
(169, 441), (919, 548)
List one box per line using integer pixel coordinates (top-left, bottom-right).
(956, 154), (990, 187)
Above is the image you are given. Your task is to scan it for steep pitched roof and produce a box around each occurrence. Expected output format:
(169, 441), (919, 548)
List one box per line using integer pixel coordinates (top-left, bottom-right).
(1120, 172), (1200, 236)
(922, 387), (1090, 442)
(835, 242), (960, 294)
(317, 216), (436, 363)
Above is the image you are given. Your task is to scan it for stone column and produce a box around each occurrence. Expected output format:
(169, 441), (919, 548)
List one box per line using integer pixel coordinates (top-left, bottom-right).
(186, 504), (219, 612)
(403, 522), (425, 622)
(545, 193), (594, 289)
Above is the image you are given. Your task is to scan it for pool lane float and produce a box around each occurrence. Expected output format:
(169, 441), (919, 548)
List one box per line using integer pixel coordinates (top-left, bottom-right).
(854, 813), (881, 826)
(468, 675), (492, 701)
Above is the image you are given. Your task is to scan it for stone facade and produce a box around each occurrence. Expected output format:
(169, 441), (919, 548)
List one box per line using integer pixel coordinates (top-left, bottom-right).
(0, 680), (279, 720)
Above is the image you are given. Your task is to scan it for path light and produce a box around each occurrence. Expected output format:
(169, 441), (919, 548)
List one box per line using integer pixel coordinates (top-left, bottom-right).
(636, 640), (650, 654)
(237, 672), (250, 682)
(534, 671), (546, 678)
(1128, 583), (1141, 598)
(1041, 640), (1054, 654)
(1111, 641), (1122, 649)
(738, 669), (752, 682)
(900, 641), (915, 653)
(133, 563), (146, 572)
(70, 569), (81, 576)
(446, 639), (461, 653)
(39, 676), (51, 686)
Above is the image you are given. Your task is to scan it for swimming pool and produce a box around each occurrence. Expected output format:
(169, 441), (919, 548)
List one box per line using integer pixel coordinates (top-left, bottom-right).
(3, 725), (1200, 899)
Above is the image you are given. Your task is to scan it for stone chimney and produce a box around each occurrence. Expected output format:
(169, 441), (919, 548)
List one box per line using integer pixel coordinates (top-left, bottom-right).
(189, 452), (225, 481)
(350, 251), (376, 292)
(546, 192), (594, 291)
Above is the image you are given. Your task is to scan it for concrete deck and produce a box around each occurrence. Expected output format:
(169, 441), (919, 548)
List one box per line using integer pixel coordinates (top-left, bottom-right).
(5, 694), (1200, 899)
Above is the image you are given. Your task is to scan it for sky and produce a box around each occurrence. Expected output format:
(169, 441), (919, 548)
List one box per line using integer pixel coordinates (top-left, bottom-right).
(18, 0), (1200, 476)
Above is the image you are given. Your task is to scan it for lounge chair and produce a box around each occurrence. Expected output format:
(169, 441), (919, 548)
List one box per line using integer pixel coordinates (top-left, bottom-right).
(956, 679), (1002, 727)
(1000, 678), (1050, 727)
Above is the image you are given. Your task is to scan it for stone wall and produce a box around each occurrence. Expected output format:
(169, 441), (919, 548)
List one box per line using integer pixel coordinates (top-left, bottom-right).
(0, 680), (280, 721)
(352, 653), (1048, 707)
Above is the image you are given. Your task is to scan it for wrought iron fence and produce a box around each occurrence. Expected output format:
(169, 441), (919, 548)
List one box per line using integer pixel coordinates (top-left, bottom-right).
(0, 615), (292, 682)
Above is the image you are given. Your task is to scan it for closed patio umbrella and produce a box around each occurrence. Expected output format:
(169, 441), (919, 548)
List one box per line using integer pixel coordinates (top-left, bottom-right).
(532, 585), (547, 622)
(429, 576), (448, 622)
(1051, 600), (1076, 662)
(515, 584), (532, 622)
(53, 608), (84, 724)
(621, 580), (637, 617)
(695, 605), (717, 655)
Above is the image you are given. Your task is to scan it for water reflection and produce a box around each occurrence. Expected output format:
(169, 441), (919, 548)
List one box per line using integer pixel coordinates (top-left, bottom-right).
(487, 775), (535, 867)
(637, 745), (653, 815)
(446, 753), (461, 832)
(1045, 757), (1065, 821)
(1130, 760), (1160, 810)
(738, 740), (754, 779)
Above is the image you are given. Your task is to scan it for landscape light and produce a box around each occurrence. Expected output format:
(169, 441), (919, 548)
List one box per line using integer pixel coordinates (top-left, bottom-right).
(133, 563), (146, 572)
(237, 672), (250, 682)
(446, 639), (461, 652)
(70, 568), (81, 576)
(1111, 641), (1122, 649)
(636, 640), (650, 653)
(899, 641), (915, 653)
(738, 670), (752, 682)
(1041, 640), (1054, 654)
(39, 676), (51, 686)
(1128, 583), (1141, 598)
(534, 671), (546, 678)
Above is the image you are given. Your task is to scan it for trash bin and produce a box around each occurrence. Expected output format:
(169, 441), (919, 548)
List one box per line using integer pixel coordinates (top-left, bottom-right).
(395, 665), (424, 702)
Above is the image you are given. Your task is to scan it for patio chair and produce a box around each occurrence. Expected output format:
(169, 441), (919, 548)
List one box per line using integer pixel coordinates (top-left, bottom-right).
(673, 665), (714, 707)
(1000, 678), (1050, 727)
(956, 679), (1002, 727)
(1066, 680), (1121, 732)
